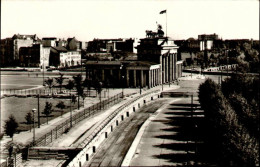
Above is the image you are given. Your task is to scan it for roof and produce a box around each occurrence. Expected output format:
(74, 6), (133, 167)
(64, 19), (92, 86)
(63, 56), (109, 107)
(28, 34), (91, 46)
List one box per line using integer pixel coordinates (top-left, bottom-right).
(126, 61), (157, 67)
(12, 34), (37, 40)
(86, 61), (122, 65)
(86, 60), (158, 68)
(51, 46), (67, 52)
(67, 37), (79, 43)
(42, 37), (57, 40)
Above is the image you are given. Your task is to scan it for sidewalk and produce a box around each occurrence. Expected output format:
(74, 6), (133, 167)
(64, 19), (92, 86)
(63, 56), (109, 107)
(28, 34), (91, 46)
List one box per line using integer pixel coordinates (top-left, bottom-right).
(127, 96), (202, 166)
(0, 88), (137, 165)
(123, 74), (205, 166)
(12, 88), (137, 146)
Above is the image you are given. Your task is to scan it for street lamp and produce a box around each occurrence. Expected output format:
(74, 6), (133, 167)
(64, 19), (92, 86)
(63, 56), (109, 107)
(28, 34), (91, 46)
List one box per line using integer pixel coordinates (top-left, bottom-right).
(120, 64), (124, 98)
(121, 76), (124, 98)
(139, 77), (142, 95)
(42, 56), (45, 86)
(70, 94), (72, 128)
(99, 82), (102, 110)
(226, 50), (229, 78)
(161, 71), (164, 91)
(32, 108), (36, 146)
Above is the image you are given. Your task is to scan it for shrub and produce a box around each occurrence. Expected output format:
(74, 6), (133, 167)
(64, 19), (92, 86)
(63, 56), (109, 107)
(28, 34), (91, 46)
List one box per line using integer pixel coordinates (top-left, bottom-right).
(4, 115), (18, 140)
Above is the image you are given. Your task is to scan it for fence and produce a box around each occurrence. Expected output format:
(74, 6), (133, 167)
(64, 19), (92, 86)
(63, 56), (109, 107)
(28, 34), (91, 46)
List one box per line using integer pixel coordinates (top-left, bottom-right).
(1, 88), (109, 99)
(67, 90), (161, 167)
(1, 92), (122, 167)
(29, 92), (122, 147)
(76, 90), (159, 148)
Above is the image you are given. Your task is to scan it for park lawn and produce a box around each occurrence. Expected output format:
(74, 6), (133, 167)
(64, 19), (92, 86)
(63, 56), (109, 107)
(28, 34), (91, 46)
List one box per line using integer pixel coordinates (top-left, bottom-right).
(1, 96), (78, 132)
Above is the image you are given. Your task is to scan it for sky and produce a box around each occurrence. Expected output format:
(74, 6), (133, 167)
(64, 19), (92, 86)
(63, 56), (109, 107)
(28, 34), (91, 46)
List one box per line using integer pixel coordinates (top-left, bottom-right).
(1, 0), (259, 41)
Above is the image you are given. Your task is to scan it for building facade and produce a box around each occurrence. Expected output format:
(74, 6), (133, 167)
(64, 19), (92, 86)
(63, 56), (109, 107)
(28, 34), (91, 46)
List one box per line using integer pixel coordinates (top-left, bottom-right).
(86, 32), (183, 88)
(87, 38), (134, 53)
(49, 46), (81, 68)
(42, 37), (57, 47)
(0, 34), (40, 66)
(198, 33), (219, 51)
(18, 43), (51, 69)
(0, 38), (13, 66)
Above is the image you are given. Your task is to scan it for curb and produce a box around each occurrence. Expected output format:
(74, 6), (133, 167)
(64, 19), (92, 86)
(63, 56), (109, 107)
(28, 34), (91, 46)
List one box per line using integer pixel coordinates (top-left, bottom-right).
(121, 98), (181, 166)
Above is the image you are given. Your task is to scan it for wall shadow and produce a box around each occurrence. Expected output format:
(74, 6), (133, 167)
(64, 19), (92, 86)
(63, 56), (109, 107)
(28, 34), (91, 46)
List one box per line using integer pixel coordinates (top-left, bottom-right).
(151, 100), (217, 166)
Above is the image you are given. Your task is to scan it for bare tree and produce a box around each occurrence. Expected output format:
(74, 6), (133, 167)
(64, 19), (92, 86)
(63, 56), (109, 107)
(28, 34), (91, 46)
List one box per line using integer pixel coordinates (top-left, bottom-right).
(45, 78), (54, 94)
(55, 73), (65, 93)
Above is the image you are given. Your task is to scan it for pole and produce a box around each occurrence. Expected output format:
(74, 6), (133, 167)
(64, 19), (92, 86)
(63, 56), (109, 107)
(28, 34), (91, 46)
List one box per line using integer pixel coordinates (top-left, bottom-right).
(99, 92), (101, 110)
(33, 111), (35, 145)
(43, 59), (45, 86)
(191, 94), (193, 117)
(221, 68), (222, 84)
(78, 94), (80, 110)
(166, 9), (167, 38)
(70, 93), (72, 128)
(37, 94), (40, 128)
(227, 51), (229, 77)
(162, 71), (164, 91)
(32, 109), (36, 146)
(121, 76), (124, 98)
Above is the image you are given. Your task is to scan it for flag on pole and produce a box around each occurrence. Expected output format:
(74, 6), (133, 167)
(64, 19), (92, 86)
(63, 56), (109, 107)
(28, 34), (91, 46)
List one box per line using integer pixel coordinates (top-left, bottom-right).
(160, 10), (166, 14)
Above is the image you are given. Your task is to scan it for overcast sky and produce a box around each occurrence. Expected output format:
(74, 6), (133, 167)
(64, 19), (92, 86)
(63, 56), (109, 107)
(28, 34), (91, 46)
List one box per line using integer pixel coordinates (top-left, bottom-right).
(1, 0), (259, 41)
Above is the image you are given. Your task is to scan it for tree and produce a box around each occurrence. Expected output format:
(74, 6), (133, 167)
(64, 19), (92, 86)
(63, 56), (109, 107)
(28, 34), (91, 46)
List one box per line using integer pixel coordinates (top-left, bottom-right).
(83, 78), (92, 96)
(204, 49), (209, 68)
(199, 78), (259, 166)
(4, 115), (18, 140)
(182, 61), (187, 69)
(42, 102), (53, 124)
(25, 112), (33, 124)
(92, 79), (103, 96)
(71, 95), (77, 105)
(55, 73), (65, 93)
(66, 80), (75, 127)
(210, 54), (215, 66)
(66, 80), (75, 93)
(73, 74), (84, 109)
(45, 78), (54, 94)
(56, 101), (66, 117)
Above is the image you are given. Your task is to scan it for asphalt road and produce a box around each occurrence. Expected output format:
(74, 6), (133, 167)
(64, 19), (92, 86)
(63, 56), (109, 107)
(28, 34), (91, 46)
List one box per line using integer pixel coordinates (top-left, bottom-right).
(84, 99), (169, 167)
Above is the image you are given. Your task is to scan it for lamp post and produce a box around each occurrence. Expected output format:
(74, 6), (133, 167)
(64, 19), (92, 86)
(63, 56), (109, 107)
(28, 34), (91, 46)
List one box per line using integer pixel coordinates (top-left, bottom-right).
(37, 93), (40, 128)
(120, 64), (124, 98)
(99, 82), (102, 110)
(139, 78), (142, 95)
(70, 94), (72, 128)
(161, 71), (164, 91)
(32, 108), (36, 146)
(42, 57), (45, 86)
(121, 76), (124, 98)
(226, 50), (229, 78)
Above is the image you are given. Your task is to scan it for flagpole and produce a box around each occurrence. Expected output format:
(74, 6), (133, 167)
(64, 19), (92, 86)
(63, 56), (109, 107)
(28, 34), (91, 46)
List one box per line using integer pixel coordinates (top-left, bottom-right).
(166, 9), (167, 38)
